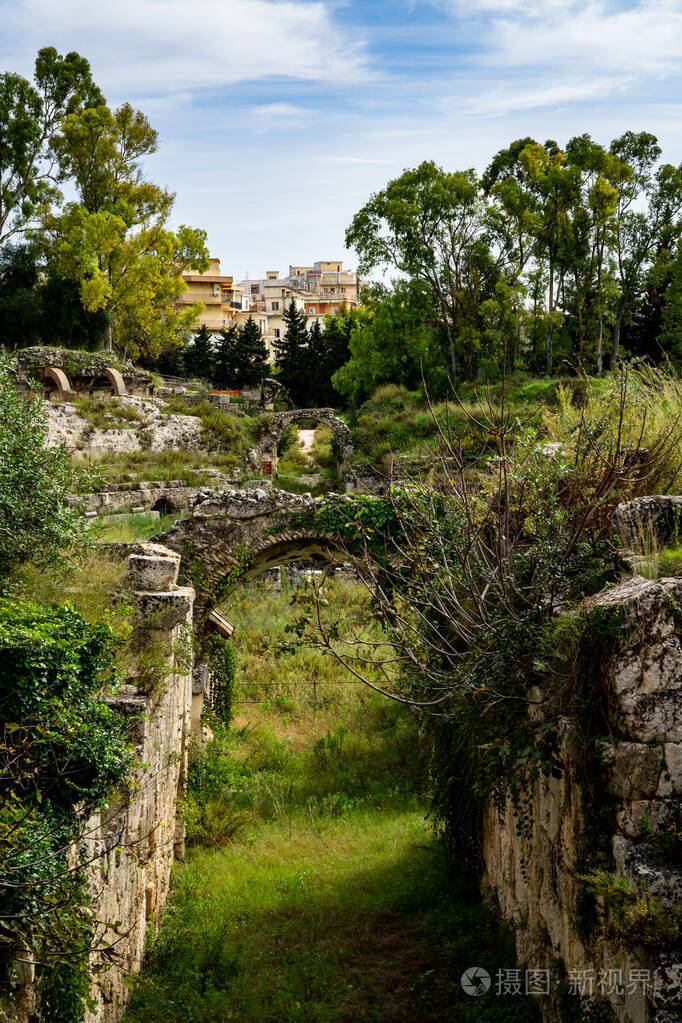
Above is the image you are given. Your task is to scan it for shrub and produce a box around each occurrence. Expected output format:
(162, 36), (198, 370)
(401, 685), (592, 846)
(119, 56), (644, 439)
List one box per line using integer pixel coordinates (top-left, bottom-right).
(0, 352), (94, 578)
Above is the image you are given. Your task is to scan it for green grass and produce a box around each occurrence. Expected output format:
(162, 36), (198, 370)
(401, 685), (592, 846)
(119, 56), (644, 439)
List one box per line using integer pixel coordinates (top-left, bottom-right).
(349, 376), (603, 465)
(94, 511), (180, 543)
(125, 577), (539, 1023)
(76, 448), (245, 489)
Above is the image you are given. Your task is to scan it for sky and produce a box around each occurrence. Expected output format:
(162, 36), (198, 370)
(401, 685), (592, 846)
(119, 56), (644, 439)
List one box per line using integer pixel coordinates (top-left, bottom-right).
(2, 0), (682, 279)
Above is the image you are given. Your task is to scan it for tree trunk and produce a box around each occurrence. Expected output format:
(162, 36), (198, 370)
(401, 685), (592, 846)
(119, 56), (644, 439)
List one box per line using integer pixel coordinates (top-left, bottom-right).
(107, 318), (113, 353)
(610, 310), (622, 371)
(596, 316), (603, 376)
(577, 304), (584, 367)
(545, 261), (554, 376)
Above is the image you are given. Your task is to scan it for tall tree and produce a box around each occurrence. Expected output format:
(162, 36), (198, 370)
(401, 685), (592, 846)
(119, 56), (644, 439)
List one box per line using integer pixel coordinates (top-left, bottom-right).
(0, 48), (101, 245)
(332, 282), (443, 404)
(346, 161), (496, 380)
(44, 102), (209, 357)
(274, 300), (312, 405)
(213, 325), (240, 389)
(239, 314), (270, 388)
(184, 324), (214, 383)
(0, 244), (42, 347)
(608, 132), (682, 369)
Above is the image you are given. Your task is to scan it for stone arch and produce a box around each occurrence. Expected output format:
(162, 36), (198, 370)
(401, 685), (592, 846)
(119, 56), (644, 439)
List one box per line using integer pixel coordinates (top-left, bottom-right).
(42, 366), (75, 402)
(259, 408), (353, 475)
(105, 367), (127, 396)
(196, 529), (345, 626)
(152, 497), (175, 516)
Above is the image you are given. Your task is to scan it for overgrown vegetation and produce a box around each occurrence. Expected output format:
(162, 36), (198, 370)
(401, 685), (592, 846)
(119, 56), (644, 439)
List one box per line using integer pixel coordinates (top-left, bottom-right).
(0, 597), (134, 1022)
(298, 368), (682, 876)
(0, 352), (96, 578)
(126, 575), (539, 1023)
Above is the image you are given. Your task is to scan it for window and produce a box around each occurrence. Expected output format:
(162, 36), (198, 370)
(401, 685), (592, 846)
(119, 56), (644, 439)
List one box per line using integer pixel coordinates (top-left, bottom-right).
(309, 307), (314, 314)
(274, 328), (280, 339)
(271, 301), (279, 312)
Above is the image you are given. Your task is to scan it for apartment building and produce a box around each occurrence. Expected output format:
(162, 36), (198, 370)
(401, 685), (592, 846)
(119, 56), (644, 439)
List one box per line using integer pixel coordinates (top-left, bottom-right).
(178, 258), (365, 356)
(239, 259), (365, 333)
(178, 258), (252, 337)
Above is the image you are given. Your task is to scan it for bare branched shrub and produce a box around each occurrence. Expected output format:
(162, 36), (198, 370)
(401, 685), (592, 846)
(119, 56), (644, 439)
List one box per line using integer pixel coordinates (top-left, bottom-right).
(299, 368), (682, 865)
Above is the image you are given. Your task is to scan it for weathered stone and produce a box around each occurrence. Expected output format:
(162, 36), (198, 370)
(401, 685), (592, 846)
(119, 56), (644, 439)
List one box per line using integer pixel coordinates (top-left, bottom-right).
(657, 742), (682, 797)
(134, 589), (193, 630)
(127, 544), (180, 591)
(607, 741), (664, 800)
(483, 570), (682, 1023)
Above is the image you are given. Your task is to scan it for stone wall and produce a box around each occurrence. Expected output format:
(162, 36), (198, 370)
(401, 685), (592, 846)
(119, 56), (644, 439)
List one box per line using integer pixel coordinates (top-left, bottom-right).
(71, 478), (235, 517)
(7, 544), (195, 1023)
(482, 574), (682, 1023)
(13, 347), (154, 398)
(82, 543), (194, 1022)
(44, 395), (203, 456)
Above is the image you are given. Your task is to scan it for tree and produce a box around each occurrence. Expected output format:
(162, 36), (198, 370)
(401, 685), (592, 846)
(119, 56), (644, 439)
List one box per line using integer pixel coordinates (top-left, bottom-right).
(274, 299), (313, 405)
(44, 102), (209, 357)
(0, 243), (108, 350)
(214, 317), (269, 389)
(184, 324), (214, 383)
(660, 242), (682, 366)
(0, 244), (42, 347)
(0, 353), (92, 577)
(346, 161), (497, 380)
(333, 282), (444, 404)
(239, 314), (270, 388)
(608, 132), (682, 369)
(0, 48), (101, 245)
(213, 324), (240, 389)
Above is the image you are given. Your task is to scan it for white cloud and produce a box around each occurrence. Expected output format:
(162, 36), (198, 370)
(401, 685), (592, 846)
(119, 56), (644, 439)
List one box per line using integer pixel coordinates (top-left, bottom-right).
(444, 74), (635, 117)
(1, 0), (373, 98)
(488, 0), (682, 73)
(250, 102), (310, 133)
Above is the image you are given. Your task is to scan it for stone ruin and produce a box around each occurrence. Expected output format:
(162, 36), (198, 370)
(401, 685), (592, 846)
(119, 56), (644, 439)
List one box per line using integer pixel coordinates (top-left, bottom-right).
(13, 346), (154, 401)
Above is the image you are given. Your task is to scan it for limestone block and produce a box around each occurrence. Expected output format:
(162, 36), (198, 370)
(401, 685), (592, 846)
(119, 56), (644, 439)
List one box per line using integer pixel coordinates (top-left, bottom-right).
(134, 589), (194, 631)
(615, 797), (671, 838)
(657, 743), (682, 797)
(127, 544), (181, 591)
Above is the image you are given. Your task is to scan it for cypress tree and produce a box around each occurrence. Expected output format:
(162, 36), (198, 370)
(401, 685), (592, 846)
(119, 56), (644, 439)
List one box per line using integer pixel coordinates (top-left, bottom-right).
(213, 325), (240, 389)
(239, 315), (270, 387)
(184, 324), (214, 383)
(274, 299), (313, 406)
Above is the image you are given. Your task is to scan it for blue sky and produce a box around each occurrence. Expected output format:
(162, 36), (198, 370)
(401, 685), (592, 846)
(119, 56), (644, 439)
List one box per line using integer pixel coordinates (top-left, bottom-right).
(3, 0), (682, 279)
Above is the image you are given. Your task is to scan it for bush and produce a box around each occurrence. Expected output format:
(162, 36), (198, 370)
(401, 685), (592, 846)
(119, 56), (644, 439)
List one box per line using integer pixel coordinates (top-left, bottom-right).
(0, 352), (93, 578)
(0, 596), (133, 1021)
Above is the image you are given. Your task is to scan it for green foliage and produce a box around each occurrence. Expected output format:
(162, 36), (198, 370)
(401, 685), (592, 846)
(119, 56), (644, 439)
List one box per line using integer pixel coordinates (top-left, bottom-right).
(203, 635), (237, 728)
(0, 244), (108, 350)
(344, 134), (682, 380)
(0, 352), (93, 578)
(273, 299), (312, 405)
(580, 870), (682, 953)
(0, 47), (100, 246)
(126, 572), (535, 1022)
(333, 281), (448, 404)
(44, 99), (209, 358)
(182, 324), (214, 383)
(0, 596), (133, 1021)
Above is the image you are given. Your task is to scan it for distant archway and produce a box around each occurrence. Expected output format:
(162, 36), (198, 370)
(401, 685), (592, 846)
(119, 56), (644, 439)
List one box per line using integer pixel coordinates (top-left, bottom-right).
(259, 408), (353, 475)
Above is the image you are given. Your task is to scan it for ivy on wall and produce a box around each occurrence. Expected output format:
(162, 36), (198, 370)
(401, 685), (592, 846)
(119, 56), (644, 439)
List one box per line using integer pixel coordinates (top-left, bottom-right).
(0, 597), (134, 1022)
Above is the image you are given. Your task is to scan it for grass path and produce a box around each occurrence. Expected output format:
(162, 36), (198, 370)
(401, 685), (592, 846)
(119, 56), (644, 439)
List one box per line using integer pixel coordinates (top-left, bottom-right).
(125, 579), (538, 1022)
(125, 707), (538, 1023)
